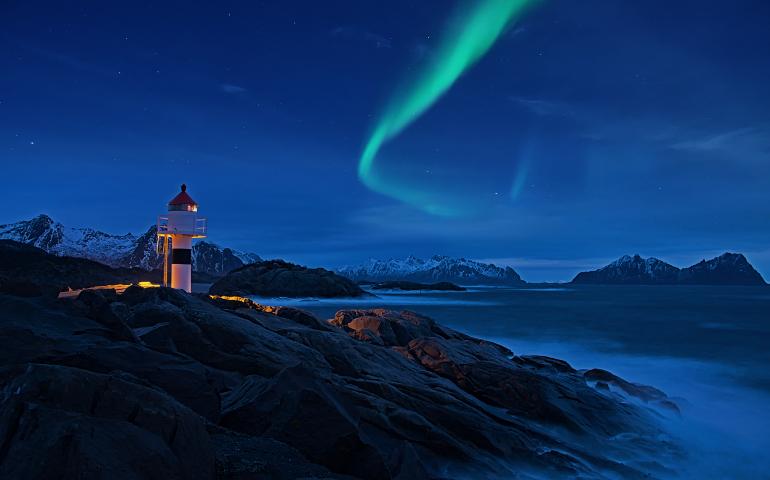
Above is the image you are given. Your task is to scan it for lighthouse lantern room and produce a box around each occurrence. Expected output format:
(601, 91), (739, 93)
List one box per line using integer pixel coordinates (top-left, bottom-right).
(157, 184), (207, 292)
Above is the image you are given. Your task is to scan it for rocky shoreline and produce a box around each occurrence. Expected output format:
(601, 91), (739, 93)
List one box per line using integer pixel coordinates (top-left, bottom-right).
(0, 239), (685, 478)
(0, 282), (683, 479)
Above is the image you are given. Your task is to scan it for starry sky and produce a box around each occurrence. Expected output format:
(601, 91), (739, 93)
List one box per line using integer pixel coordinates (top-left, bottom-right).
(2, 0), (769, 281)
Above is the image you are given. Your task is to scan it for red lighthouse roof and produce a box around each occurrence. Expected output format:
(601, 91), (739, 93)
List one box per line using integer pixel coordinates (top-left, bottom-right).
(168, 184), (198, 210)
(169, 184), (197, 205)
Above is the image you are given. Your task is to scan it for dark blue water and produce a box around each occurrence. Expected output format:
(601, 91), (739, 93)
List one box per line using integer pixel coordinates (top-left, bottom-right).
(252, 285), (770, 479)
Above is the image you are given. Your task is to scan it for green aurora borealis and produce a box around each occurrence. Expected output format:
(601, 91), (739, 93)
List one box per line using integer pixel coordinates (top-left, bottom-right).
(359, 0), (539, 216)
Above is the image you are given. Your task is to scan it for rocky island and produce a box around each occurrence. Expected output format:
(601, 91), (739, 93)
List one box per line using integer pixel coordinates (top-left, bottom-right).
(572, 253), (766, 285)
(209, 259), (368, 298)
(0, 241), (682, 479)
(369, 281), (466, 291)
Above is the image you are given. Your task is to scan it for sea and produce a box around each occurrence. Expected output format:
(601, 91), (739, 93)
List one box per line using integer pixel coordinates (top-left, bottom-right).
(249, 285), (770, 479)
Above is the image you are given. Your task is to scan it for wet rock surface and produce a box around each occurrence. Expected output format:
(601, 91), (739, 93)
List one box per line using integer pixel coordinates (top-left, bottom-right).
(0, 287), (683, 479)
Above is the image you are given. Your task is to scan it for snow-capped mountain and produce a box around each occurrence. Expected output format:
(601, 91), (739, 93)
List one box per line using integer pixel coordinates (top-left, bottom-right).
(572, 253), (765, 285)
(0, 214), (137, 268)
(336, 255), (524, 285)
(0, 215), (260, 276)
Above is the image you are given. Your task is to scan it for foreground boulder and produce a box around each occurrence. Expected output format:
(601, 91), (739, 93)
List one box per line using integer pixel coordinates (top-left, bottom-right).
(0, 289), (683, 479)
(0, 363), (214, 480)
(209, 259), (368, 298)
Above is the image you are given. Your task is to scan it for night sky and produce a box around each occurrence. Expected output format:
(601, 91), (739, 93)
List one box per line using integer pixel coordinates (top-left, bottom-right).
(2, 1), (769, 281)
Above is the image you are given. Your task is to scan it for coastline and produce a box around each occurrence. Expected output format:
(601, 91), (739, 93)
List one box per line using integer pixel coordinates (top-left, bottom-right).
(0, 285), (685, 478)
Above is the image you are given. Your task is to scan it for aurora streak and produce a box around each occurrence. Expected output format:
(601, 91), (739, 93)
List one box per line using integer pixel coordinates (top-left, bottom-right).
(359, 0), (538, 215)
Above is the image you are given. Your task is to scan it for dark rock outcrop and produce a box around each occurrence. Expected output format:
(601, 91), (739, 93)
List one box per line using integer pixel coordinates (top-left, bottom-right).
(0, 283), (683, 479)
(370, 281), (466, 291)
(209, 260), (368, 298)
(0, 363), (214, 480)
(0, 240), (155, 297)
(584, 368), (680, 414)
(572, 252), (766, 285)
(0, 239), (260, 299)
(572, 254), (680, 285)
(678, 253), (766, 285)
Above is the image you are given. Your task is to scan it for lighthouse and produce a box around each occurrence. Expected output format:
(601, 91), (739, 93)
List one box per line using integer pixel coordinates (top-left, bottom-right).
(157, 184), (207, 292)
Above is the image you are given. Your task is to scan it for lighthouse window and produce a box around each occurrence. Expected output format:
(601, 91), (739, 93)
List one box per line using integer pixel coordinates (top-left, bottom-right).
(169, 204), (198, 212)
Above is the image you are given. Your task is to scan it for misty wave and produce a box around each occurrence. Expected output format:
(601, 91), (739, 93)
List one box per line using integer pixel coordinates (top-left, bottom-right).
(488, 337), (770, 480)
(258, 285), (770, 478)
(248, 293), (503, 307)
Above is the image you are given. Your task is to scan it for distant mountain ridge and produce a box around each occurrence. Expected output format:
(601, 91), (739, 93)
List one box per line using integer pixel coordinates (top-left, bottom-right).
(0, 215), (260, 276)
(572, 253), (766, 285)
(336, 255), (524, 285)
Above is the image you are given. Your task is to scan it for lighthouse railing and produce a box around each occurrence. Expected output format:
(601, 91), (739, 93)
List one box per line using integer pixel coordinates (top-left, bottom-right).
(157, 216), (170, 234)
(157, 215), (205, 237)
(194, 218), (207, 237)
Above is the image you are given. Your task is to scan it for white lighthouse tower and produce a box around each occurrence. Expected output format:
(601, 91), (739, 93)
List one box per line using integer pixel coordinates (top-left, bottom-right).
(157, 184), (207, 292)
